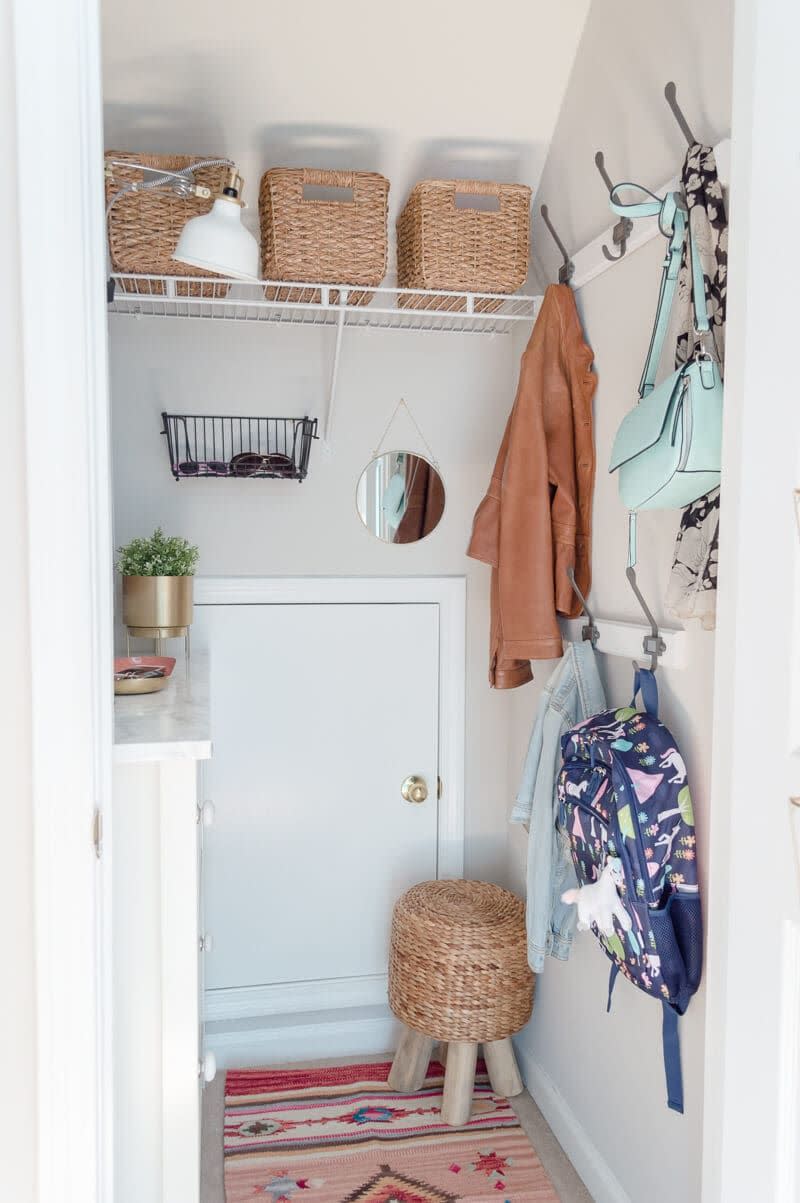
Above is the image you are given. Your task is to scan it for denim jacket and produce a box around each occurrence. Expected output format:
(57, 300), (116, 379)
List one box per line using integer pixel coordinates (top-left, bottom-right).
(511, 640), (606, 972)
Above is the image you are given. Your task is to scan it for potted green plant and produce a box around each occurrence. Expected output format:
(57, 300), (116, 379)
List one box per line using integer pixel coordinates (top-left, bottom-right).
(117, 527), (199, 634)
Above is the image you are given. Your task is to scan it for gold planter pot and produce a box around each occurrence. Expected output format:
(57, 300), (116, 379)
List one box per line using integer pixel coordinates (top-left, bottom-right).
(121, 575), (194, 633)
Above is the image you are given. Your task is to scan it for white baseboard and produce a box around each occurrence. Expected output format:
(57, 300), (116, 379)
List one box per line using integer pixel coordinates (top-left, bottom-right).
(513, 1036), (632, 1203)
(205, 1003), (400, 1070)
(205, 974), (388, 1022)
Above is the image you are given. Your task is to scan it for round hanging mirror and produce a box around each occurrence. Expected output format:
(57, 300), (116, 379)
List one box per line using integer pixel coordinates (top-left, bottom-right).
(356, 451), (445, 544)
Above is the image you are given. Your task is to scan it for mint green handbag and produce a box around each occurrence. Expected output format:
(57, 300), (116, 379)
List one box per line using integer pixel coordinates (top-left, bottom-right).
(607, 185), (723, 561)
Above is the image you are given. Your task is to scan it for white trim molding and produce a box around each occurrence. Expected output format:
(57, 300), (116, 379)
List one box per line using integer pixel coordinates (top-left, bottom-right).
(775, 921), (800, 1203)
(12, 0), (114, 1201)
(205, 974), (389, 1023)
(205, 1006), (400, 1071)
(513, 1039), (631, 1203)
(702, 1), (800, 1199)
(194, 574), (466, 880)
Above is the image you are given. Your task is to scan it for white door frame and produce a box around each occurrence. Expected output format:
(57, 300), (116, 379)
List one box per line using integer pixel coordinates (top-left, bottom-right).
(194, 575), (466, 880)
(701, 0), (800, 1199)
(11, 1), (114, 1202)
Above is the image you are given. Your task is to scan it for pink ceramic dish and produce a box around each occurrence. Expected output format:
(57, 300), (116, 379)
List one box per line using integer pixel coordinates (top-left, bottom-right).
(114, 655), (176, 695)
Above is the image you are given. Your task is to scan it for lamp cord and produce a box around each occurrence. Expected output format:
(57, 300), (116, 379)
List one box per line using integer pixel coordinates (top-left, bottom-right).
(105, 157), (235, 216)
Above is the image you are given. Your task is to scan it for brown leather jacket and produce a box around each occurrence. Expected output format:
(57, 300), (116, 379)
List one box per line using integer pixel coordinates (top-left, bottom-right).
(467, 284), (596, 688)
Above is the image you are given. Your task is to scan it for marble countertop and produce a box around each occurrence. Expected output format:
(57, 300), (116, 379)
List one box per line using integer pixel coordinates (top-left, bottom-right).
(113, 651), (212, 763)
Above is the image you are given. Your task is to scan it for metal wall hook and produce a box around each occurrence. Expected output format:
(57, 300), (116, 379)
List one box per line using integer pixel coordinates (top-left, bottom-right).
(664, 81), (697, 147)
(595, 152), (633, 262)
(625, 566), (666, 672)
(540, 204), (575, 285)
(567, 565), (599, 646)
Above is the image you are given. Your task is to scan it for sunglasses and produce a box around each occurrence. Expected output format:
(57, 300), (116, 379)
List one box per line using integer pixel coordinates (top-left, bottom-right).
(177, 459), (230, 476)
(229, 452), (295, 478)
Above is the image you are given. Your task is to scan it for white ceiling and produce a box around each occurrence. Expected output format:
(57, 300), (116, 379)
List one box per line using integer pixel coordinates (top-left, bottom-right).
(102, 0), (590, 275)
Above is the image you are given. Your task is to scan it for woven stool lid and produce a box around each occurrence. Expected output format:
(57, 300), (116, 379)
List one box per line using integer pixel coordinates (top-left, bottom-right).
(398, 879), (522, 928)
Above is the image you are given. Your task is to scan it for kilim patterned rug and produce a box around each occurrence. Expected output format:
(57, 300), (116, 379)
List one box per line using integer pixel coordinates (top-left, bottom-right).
(224, 1059), (561, 1202)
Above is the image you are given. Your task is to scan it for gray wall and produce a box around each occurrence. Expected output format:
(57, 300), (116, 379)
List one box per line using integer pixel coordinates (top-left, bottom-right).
(109, 316), (519, 881)
(530, 0), (732, 288)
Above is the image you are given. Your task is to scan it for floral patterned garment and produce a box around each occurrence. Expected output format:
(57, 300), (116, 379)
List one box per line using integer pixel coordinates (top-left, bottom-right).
(665, 143), (727, 630)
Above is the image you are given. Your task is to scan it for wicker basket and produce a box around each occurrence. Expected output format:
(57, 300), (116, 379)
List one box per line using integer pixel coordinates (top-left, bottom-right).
(105, 153), (233, 298)
(388, 880), (534, 1042)
(396, 179), (531, 312)
(259, 168), (389, 305)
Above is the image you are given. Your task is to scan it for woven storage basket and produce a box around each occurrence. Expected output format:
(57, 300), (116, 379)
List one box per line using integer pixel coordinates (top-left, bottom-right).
(388, 879), (534, 1042)
(396, 179), (531, 312)
(105, 153), (233, 298)
(259, 168), (389, 305)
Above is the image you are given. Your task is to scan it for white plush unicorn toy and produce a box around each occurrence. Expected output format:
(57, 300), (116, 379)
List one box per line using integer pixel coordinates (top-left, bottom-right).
(561, 857), (632, 938)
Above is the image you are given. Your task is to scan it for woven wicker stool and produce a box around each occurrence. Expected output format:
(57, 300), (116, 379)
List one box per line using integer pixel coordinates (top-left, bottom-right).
(387, 879), (534, 1125)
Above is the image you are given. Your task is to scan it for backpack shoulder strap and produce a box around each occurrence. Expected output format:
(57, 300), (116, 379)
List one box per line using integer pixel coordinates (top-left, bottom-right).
(631, 667), (659, 719)
(662, 1003), (684, 1113)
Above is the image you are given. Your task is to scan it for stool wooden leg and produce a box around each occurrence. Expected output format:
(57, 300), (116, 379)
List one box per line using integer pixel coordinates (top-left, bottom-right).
(441, 1041), (478, 1125)
(388, 1024), (435, 1093)
(483, 1037), (524, 1098)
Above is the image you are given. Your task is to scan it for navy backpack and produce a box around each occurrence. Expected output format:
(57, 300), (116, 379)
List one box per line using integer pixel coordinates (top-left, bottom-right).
(558, 668), (702, 1112)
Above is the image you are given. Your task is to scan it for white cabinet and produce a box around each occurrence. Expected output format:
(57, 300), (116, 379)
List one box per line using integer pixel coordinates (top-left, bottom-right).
(113, 659), (212, 1203)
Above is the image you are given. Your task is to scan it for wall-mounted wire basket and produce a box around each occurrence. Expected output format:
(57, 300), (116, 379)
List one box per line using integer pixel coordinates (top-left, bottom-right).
(161, 412), (318, 482)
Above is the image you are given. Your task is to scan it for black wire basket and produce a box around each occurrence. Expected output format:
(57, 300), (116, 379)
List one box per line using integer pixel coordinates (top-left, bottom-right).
(161, 412), (318, 481)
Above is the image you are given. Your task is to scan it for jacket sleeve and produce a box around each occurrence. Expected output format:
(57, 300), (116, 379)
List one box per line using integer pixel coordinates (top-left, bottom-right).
(546, 294), (597, 617)
(548, 407), (582, 619)
(466, 416), (510, 568)
(493, 316), (564, 662)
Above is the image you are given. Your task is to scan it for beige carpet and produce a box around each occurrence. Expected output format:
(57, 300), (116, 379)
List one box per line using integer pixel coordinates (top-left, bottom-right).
(201, 1053), (593, 1203)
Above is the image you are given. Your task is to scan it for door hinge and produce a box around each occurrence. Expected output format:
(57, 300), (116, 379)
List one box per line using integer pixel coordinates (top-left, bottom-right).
(437, 776), (443, 800)
(92, 808), (103, 858)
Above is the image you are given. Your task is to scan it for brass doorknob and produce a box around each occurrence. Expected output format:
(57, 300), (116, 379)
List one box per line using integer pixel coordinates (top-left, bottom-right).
(401, 775), (428, 804)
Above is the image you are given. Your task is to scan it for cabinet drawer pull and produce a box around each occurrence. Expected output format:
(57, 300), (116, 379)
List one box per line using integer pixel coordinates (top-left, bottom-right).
(198, 801), (215, 827)
(199, 1052), (217, 1083)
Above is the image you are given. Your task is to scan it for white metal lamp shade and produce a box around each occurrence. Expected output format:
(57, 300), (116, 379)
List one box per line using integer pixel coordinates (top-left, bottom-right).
(172, 196), (260, 281)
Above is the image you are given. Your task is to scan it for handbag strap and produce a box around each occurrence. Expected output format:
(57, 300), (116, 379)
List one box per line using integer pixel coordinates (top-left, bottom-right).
(609, 183), (710, 399)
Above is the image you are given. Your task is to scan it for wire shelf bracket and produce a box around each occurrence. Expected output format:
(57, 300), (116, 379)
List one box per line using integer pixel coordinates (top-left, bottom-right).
(108, 275), (541, 449)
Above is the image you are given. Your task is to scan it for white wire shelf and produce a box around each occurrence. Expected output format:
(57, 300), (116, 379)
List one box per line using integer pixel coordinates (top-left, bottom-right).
(107, 274), (541, 336)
